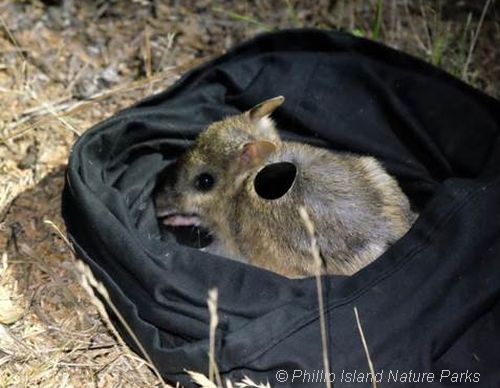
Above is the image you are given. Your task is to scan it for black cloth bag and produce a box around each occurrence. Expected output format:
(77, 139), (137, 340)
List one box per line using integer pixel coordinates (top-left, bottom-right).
(63, 29), (500, 387)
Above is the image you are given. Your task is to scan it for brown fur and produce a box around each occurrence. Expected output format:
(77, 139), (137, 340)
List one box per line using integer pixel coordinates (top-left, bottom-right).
(155, 96), (416, 277)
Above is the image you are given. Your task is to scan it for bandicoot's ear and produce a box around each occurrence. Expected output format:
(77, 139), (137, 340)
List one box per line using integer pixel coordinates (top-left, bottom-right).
(237, 141), (276, 171)
(247, 96), (285, 122)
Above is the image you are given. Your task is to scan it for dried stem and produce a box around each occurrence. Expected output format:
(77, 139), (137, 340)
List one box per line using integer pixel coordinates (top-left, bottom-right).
(354, 306), (377, 388)
(299, 206), (332, 388)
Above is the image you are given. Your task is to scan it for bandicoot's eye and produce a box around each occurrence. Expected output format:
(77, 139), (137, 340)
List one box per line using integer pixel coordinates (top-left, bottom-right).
(194, 173), (215, 192)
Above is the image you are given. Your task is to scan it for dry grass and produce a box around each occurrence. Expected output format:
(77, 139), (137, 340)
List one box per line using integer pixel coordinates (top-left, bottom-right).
(0, 0), (498, 387)
(354, 306), (377, 388)
(299, 207), (332, 388)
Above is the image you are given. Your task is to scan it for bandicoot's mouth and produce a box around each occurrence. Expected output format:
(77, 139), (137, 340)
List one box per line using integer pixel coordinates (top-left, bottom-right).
(163, 214), (201, 227)
(157, 210), (213, 248)
(158, 211), (202, 227)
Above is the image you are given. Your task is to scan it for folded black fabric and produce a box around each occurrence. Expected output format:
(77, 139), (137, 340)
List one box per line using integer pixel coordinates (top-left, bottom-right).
(63, 29), (500, 387)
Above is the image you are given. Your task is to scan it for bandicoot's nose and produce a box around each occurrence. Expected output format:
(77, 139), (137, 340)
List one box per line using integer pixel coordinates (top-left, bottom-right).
(153, 187), (176, 215)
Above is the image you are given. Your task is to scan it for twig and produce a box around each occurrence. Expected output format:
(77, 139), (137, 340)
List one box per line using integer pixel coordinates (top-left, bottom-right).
(354, 307), (377, 388)
(26, 88), (80, 136)
(462, 0), (492, 79)
(299, 206), (332, 388)
(418, 0), (433, 53)
(212, 8), (273, 31)
(207, 288), (222, 388)
(143, 24), (153, 96)
(403, 0), (430, 54)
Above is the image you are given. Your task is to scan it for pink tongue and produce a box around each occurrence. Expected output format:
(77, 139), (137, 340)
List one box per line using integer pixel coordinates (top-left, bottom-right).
(163, 215), (200, 227)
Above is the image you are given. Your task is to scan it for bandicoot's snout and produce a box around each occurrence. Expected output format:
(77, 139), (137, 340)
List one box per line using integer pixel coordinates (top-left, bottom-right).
(152, 193), (177, 222)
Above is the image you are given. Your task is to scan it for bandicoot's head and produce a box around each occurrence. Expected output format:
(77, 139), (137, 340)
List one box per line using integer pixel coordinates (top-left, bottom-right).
(154, 96), (284, 232)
